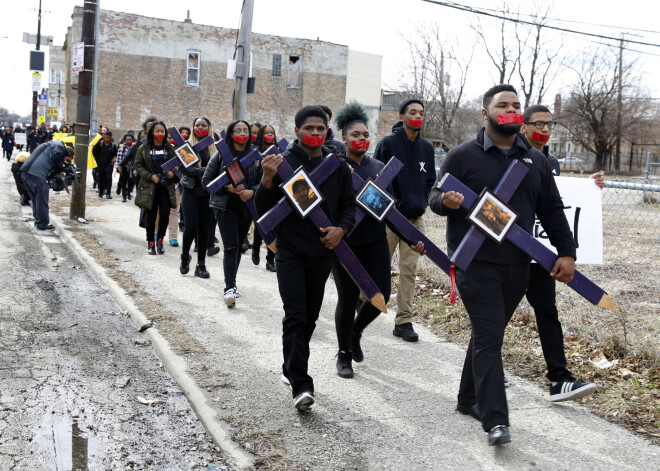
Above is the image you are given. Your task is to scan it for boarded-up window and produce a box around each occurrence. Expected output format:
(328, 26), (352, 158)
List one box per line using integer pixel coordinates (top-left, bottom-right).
(187, 51), (200, 86)
(272, 54), (282, 77)
(287, 56), (301, 88)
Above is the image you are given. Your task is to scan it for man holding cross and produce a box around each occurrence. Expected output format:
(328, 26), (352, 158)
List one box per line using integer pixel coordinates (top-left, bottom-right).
(255, 105), (355, 411)
(428, 85), (576, 446)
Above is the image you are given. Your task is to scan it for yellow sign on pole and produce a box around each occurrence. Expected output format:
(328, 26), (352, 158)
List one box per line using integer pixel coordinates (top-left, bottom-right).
(38, 115), (45, 124)
(47, 108), (58, 116)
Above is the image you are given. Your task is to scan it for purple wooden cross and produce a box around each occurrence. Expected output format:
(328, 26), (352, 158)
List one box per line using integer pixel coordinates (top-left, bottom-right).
(349, 157), (452, 276)
(160, 127), (215, 176)
(438, 160), (616, 310)
(257, 140), (388, 313)
(205, 139), (277, 252)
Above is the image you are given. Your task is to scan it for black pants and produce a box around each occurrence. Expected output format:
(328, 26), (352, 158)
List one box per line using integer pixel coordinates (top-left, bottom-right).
(97, 165), (113, 196)
(181, 187), (211, 264)
(117, 166), (134, 199)
(252, 227), (275, 264)
(3, 149), (11, 160)
(456, 261), (529, 432)
(22, 173), (50, 229)
(277, 245), (333, 397)
(332, 237), (391, 353)
(217, 205), (251, 288)
(526, 263), (573, 382)
(207, 210), (217, 249)
(145, 186), (171, 242)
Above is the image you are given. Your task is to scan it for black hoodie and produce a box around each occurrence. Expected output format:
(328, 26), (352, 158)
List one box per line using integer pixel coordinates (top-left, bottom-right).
(373, 123), (436, 219)
(254, 141), (356, 258)
(428, 128), (576, 265)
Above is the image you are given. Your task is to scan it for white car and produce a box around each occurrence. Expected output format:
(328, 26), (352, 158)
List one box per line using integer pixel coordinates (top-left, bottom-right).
(558, 157), (584, 164)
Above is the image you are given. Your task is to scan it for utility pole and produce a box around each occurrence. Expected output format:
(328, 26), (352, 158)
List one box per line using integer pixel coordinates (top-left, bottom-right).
(90, 5), (100, 137)
(232, 0), (253, 121)
(31, 0), (42, 127)
(615, 35), (623, 172)
(69, 0), (97, 220)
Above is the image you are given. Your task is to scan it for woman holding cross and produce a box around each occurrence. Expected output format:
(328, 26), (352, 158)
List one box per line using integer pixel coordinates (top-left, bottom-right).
(202, 120), (260, 308)
(178, 117), (218, 278)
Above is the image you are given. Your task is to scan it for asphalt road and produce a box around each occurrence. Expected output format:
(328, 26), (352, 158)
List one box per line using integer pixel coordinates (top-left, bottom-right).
(4, 161), (659, 470)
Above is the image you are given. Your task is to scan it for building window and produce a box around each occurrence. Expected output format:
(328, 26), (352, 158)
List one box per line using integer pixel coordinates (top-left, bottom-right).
(566, 142), (571, 153)
(49, 95), (56, 107)
(287, 56), (301, 88)
(187, 51), (200, 86)
(50, 69), (56, 84)
(272, 54), (282, 77)
(552, 143), (557, 153)
(60, 70), (65, 84)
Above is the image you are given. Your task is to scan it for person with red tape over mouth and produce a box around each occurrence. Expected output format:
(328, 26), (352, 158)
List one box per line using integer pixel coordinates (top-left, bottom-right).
(520, 104), (601, 403)
(374, 98), (436, 343)
(251, 124), (279, 272)
(254, 105), (355, 412)
(202, 120), (258, 308)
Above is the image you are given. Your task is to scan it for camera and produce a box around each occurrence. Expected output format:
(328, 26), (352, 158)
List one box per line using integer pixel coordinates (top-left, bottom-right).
(47, 161), (81, 194)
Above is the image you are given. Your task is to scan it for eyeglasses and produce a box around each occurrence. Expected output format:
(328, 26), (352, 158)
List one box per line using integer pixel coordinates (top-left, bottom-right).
(525, 121), (557, 129)
(232, 129), (249, 134)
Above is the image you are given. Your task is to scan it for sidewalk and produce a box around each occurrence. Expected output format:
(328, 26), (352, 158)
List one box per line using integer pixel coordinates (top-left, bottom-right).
(49, 173), (659, 470)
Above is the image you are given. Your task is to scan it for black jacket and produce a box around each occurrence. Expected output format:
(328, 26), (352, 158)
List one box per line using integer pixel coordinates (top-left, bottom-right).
(428, 128), (576, 265)
(254, 141), (356, 258)
(324, 128), (346, 156)
(21, 140), (69, 180)
(374, 124), (436, 219)
(544, 145), (561, 175)
(202, 148), (259, 211)
(11, 162), (27, 196)
(92, 139), (118, 168)
(180, 148), (211, 191)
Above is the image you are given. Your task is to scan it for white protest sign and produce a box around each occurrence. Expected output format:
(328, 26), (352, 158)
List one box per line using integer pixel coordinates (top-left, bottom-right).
(72, 42), (84, 73)
(533, 176), (603, 264)
(15, 133), (27, 146)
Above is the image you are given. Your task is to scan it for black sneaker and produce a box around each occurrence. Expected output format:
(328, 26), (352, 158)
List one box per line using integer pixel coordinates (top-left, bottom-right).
(207, 246), (220, 257)
(106, 194), (112, 199)
(251, 250), (260, 265)
(351, 331), (364, 363)
(180, 254), (191, 275)
(240, 241), (250, 253)
(116, 186), (121, 195)
(336, 351), (354, 379)
(488, 425), (511, 446)
(456, 403), (481, 421)
(393, 322), (419, 342)
(194, 264), (210, 278)
(148, 241), (156, 255)
(549, 380), (598, 402)
(293, 391), (314, 411)
(265, 262), (277, 272)
(156, 238), (165, 254)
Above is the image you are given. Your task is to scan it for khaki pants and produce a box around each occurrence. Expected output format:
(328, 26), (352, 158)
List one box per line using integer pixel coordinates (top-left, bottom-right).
(155, 186), (181, 240)
(387, 215), (424, 324)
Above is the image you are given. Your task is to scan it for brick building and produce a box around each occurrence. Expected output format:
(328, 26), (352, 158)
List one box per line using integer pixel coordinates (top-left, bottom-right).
(62, 8), (394, 143)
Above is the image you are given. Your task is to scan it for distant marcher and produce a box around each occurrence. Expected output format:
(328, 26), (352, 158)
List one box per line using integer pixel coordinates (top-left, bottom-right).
(251, 124), (278, 272)
(92, 130), (118, 199)
(115, 134), (135, 202)
(317, 105), (346, 156)
(12, 151), (31, 206)
(134, 121), (177, 255)
(20, 140), (75, 231)
(2, 128), (15, 161)
(27, 128), (40, 152)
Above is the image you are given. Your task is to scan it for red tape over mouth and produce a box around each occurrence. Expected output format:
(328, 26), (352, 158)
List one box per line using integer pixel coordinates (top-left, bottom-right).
(532, 132), (550, 143)
(303, 135), (325, 146)
(194, 129), (209, 137)
(350, 140), (370, 149)
(234, 135), (249, 144)
(264, 136), (275, 143)
(409, 119), (424, 127)
(497, 114), (524, 125)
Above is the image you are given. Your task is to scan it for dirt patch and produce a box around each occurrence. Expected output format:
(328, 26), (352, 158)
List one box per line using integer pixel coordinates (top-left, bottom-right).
(191, 364), (232, 390)
(224, 414), (302, 470)
(393, 274), (660, 446)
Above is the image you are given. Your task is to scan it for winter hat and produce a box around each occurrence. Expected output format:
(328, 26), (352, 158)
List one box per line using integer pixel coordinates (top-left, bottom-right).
(399, 98), (424, 115)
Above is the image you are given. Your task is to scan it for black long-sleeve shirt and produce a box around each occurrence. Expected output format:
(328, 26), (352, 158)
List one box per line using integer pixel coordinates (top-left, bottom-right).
(254, 141), (356, 258)
(428, 128), (576, 264)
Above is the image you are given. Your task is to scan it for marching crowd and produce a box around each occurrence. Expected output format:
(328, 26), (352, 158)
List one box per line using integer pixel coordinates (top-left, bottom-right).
(6, 83), (607, 446)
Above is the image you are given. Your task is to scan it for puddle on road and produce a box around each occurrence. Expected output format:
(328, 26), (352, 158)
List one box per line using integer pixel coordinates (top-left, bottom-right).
(33, 412), (105, 470)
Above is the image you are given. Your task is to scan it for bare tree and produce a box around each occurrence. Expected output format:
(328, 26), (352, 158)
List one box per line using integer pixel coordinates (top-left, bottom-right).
(393, 23), (474, 149)
(559, 48), (652, 172)
(472, 4), (563, 107)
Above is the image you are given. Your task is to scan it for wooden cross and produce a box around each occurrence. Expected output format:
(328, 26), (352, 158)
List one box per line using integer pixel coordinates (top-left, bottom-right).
(205, 139), (278, 252)
(257, 139), (387, 313)
(438, 160), (617, 310)
(349, 157), (452, 276)
(160, 127), (215, 175)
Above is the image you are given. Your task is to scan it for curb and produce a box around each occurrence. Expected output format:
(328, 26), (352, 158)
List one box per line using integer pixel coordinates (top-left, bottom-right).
(49, 212), (255, 470)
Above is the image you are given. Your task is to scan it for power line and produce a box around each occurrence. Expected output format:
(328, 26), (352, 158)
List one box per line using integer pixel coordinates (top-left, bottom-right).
(422, 0), (660, 49)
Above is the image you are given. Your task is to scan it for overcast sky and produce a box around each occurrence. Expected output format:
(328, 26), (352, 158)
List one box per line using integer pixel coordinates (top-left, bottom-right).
(2, 0), (658, 117)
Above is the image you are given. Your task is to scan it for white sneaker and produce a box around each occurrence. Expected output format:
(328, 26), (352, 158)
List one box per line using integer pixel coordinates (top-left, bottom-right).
(281, 374), (291, 388)
(234, 287), (240, 298)
(293, 391), (314, 411)
(224, 288), (237, 308)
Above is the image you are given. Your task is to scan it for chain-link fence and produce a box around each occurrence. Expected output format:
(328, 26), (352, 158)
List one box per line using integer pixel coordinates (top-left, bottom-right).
(400, 176), (660, 360)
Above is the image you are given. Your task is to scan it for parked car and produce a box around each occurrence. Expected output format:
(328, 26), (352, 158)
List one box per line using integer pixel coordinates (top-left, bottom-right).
(558, 157), (584, 164)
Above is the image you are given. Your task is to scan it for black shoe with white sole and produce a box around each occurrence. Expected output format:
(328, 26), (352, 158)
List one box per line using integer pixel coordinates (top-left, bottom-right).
(294, 391), (314, 411)
(550, 380), (598, 402)
(488, 425), (511, 446)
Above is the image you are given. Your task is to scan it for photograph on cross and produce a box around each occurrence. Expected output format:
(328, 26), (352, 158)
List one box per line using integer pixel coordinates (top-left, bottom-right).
(174, 142), (199, 168)
(467, 188), (519, 243)
(281, 168), (323, 218)
(356, 178), (395, 222)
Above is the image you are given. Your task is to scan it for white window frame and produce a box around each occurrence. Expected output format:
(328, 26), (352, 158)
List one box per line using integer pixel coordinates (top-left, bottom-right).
(272, 54), (282, 77)
(186, 50), (200, 86)
(49, 95), (57, 107)
(60, 69), (65, 84)
(50, 68), (56, 84)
